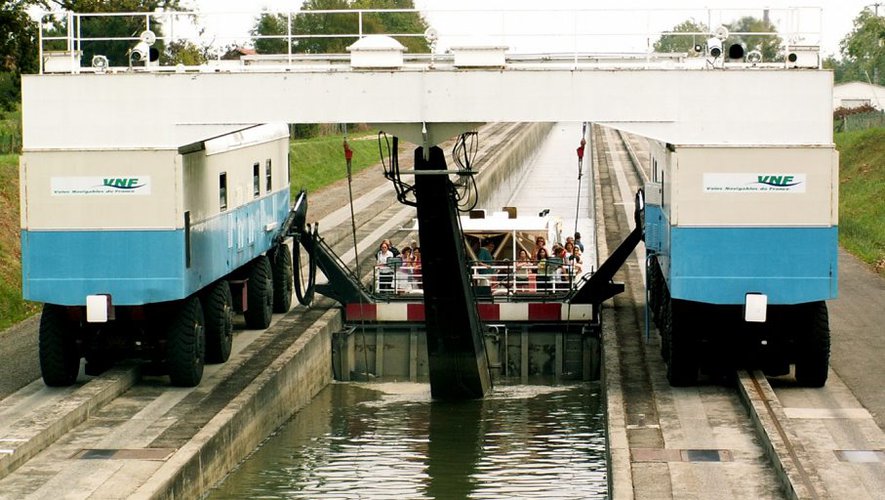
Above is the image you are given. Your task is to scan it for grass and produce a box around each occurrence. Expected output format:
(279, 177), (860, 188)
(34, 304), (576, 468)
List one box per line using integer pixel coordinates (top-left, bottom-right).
(0, 154), (40, 330)
(289, 131), (387, 195)
(835, 128), (885, 275)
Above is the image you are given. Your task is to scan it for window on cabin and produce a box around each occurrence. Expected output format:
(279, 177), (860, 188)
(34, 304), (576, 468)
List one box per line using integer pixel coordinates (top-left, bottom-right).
(253, 162), (260, 197)
(219, 172), (228, 211)
(266, 159), (272, 192)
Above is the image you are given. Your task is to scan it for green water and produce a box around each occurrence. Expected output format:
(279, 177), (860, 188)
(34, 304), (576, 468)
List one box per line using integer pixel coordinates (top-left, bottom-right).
(208, 381), (608, 499)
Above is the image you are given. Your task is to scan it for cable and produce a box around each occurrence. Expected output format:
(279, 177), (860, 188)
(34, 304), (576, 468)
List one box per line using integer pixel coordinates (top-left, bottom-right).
(293, 223), (317, 306)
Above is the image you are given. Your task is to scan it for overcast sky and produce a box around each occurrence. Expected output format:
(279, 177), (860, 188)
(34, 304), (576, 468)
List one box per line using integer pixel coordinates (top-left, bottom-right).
(185, 1), (874, 57)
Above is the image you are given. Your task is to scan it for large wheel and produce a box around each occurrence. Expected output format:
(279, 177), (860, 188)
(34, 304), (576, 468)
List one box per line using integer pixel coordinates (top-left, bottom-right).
(659, 292), (671, 362)
(39, 304), (81, 387)
(202, 281), (234, 364)
(244, 255), (274, 329)
(647, 256), (662, 325)
(794, 301), (830, 387)
(270, 244), (293, 313)
(666, 300), (699, 386)
(167, 296), (206, 387)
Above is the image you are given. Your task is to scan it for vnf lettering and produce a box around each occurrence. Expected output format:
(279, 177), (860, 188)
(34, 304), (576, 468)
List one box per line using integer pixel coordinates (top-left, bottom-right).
(103, 178), (142, 189)
(756, 175), (799, 187)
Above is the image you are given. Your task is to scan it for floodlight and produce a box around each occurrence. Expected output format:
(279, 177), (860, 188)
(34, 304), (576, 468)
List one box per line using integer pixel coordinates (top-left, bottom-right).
(91, 54), (109, 73)
(707, 37), (722, 58)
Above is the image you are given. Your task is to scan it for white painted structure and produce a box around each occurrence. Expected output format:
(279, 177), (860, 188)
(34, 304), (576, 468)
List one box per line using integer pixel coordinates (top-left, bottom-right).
(833, 81), (885, 110)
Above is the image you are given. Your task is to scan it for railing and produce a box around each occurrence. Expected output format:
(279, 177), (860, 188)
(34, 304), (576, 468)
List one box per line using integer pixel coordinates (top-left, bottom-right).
(31, 7), (823, 74)
(373, 259), (583, 297)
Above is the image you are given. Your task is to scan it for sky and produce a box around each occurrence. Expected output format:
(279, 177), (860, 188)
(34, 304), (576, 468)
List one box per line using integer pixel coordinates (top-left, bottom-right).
(185, 1), (874, 58)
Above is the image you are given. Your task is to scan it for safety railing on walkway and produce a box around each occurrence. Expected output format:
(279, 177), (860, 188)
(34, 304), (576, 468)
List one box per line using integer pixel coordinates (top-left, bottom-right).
(31, 7), (823, 74)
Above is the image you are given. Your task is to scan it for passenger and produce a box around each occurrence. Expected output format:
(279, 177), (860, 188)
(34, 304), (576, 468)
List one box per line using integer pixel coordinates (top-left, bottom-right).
(572, 247), (584, 274)
(377, 241), (395, 291)
(535, 247), (551, 291)
(382, 238), (400, 258)
(574, 232), (585, 252)
(532, 235), (548, 261)
(552, 246), (570, 290)
(477, 239), (495, 275)
(399, 247), (413, 287)
(564, 241), (576, 263)
(474, 239), (497, 288)
(515, 248), (533, 292)
(412, 247), (422, 288)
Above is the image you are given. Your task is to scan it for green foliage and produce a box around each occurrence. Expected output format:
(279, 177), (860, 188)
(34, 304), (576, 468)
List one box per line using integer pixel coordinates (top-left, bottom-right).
(252, 13), (290, 54)
(165, 39), (207, 66)
(839, 8), (885, 85)
(42, 0), (183, 67)
(835, 128), (885, 275)
(0, 152), (40, 330)
(288, 132), (381, 194)
(727, 16), (782, 62)
(251, 0), (429, 55)
(0, 107), (22, 153)
(653, 19), (707, 54)
(0, 0), (44, 111)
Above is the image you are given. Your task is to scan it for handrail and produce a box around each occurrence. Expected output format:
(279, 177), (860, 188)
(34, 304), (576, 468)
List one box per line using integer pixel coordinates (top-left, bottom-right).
(32, 7), (823, 74)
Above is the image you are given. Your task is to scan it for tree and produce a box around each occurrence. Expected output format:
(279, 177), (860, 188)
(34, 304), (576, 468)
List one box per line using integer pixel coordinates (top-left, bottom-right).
(252, 13), (290, 55)
(165, 39), (206, 66)
(42, 0), (184, 67)
(352, 0), (430, 53)
(0, 0), (46, 110)
(653, 19), (708, 55)
(839, 8), (885, 85)
(251, 0), (430, 55)
(727, 16), (782, 63)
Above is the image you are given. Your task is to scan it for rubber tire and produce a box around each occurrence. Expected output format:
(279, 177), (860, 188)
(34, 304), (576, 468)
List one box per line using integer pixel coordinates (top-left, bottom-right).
(202, 281), (234, 364)
(167, 296), (206, 387)
(244, 255), (274, 329)
(666, 300), (699, 386)
(794, 301), (830, 387)
(659, 292), (671, 362)
(39, 304), (81, 387)
(647, 256), (661, 325)
(270, 245), (293, 313)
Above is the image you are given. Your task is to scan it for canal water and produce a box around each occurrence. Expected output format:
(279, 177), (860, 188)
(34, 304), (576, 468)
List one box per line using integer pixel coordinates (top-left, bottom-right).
(207, 381), (607, 499)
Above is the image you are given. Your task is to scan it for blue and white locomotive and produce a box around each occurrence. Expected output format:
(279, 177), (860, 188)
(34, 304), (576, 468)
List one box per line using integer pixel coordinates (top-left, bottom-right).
(20, 123), (295, 386)
(643, 142), (838, 386)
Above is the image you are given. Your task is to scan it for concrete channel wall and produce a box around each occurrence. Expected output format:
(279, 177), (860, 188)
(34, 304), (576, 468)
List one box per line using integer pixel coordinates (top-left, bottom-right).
(144, 122), (556, 498)
(135, 309), (340, 499)
(474, 122), (555, 208)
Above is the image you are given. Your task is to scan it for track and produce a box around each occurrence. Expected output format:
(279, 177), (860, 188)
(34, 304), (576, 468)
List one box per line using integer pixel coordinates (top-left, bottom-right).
(600, 125), (881, 499)
(0, 121), (541, 497)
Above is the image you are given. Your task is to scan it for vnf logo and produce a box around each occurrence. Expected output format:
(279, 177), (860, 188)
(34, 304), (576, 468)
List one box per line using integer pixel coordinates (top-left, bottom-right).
(102, 177), (145, 190)
(755, 175), (801, 187)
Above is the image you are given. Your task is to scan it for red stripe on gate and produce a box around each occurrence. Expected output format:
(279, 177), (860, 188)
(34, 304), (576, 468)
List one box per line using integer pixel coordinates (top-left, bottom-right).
(528, 303), (560, 321)
(346, 303), (377, 321)
(477, 303), (500, 321)
(407, 303), (425, 321)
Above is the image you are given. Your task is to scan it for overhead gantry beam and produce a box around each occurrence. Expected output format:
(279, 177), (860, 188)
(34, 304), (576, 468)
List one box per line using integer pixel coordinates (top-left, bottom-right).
(22, 67), (833, 150)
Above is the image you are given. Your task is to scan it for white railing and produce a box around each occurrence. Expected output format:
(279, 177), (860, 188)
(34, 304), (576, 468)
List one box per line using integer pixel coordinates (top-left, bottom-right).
(372, 259), (585, 297)
(32, 7), (823, 74)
